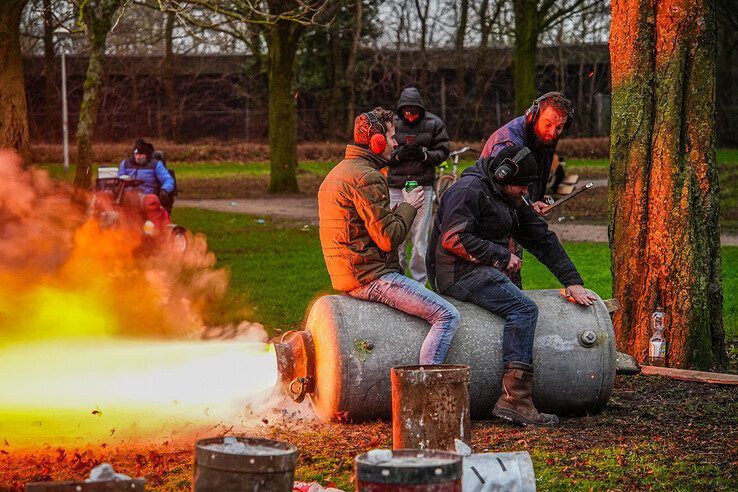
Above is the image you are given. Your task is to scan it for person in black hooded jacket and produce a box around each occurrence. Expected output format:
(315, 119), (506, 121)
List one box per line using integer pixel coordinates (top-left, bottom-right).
(427, 145), (597, 427)
(387, 86), (450, 284)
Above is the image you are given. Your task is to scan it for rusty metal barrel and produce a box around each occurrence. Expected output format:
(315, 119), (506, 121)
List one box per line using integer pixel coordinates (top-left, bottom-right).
(193, 437), (297, 492)
(276, 290), (615, 422)
(355, 449), (462, 491)
(391, 365), (471, 450)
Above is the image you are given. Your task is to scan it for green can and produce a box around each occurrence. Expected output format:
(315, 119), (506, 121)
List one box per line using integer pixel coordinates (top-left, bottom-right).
(404, 180), (419, 192)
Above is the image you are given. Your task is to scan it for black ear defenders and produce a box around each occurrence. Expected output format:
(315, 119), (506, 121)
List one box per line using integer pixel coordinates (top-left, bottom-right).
(363, 111), (388, 155)
(524, 92), (575, 130)
(492, 147), (533, 184)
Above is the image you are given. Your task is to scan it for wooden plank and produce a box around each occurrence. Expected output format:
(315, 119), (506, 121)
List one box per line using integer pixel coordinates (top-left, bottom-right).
(26, 479), (145, 491)
(603, 298), (622, 314)
(640, 366), (738, 385)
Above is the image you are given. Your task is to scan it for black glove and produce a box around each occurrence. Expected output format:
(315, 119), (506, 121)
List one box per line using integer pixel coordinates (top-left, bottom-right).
(392, 144), (426, 163)
(158, 189), (172, 207)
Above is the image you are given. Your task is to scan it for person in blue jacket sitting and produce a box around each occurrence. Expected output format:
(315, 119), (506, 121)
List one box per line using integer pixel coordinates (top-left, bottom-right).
(118, 139), (174, 230)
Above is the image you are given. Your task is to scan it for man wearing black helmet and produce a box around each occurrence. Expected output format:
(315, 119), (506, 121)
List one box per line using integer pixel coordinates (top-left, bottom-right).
(427, 145), (596, 427)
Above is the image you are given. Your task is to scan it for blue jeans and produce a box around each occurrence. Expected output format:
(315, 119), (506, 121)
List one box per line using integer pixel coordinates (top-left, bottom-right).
(349, 272), (460, 364)
(444, 266), (538, 364)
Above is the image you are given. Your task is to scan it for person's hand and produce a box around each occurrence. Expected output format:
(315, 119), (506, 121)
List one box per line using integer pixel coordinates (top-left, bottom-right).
(505, 254), (522, 273)
(393, 144), (424, 163)
(402, 186), (426, 209)
(563, 285), (598, 306)
(532, 201), (550, 216)
(410, 145), (427, 161)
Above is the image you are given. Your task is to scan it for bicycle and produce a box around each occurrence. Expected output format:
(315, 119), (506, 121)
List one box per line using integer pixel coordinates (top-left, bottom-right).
(435, 146), (478, 204)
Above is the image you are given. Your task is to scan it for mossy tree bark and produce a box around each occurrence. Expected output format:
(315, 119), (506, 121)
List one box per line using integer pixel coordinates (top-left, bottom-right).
(42, 0), (58, 131)
(512, 0), (539, 115)
(266, 17), (303, 193)
(609, 0), (727, 369)
(0, 0), (30, 161)
(343, 0), (363, 138)
(162, 10), (178, 141)
(73, 0), (123, 189)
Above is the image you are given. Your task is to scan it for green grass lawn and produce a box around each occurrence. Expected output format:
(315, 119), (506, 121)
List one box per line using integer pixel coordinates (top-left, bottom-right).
(172, 207), (738, 339)
(34, 148), (738, 181)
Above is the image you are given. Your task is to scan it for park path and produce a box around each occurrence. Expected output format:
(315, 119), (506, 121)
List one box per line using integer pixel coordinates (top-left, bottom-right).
(179, 198), (738, 246)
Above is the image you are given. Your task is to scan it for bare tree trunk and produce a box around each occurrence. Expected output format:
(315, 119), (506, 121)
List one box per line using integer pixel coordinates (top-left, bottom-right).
(74, 0), (122, 189)
(609, 0), (726, 370)
(162, 10), (177, 141)
(0, 0), (30, 160)
(455, 0), (469, 50)
(512, 0), (538, 114)
(75, 41), (105, 188)
(267, 19), (302, 193)
(43, 0), (57, 137)
(414, 0), (429, 52)
(344, 0), (363, 137)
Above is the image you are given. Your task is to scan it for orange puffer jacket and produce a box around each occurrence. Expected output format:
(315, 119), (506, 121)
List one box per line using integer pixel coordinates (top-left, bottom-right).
(318, 145), (417, 292)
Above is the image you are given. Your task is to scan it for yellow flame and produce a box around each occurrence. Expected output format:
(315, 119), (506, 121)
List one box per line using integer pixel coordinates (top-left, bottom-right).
(0, 340), (278, 449)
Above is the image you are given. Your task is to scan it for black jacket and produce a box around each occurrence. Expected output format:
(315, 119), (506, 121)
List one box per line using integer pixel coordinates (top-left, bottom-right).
(387, 87), (450, 188)
(427, 158), (584, 293)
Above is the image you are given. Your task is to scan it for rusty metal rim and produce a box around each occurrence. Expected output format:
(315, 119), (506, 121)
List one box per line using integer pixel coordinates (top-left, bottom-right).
(391, 364), (471, 384)
(195, 437), (298, 473)
(355, 449), (462, 484)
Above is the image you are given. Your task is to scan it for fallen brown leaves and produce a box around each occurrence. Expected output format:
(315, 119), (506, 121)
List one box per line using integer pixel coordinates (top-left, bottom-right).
(1, 375), (736, 491)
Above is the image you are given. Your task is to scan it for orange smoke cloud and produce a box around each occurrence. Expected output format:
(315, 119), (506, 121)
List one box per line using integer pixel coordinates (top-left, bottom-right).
(0, 150), (228, 343)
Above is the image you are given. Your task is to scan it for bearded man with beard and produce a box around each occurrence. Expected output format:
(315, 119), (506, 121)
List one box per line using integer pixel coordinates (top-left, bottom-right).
(480, 92), (574, 287)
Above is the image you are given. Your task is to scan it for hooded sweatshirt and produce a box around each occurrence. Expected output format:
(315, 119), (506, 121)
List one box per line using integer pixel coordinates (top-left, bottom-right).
(388, 87), (450, 188)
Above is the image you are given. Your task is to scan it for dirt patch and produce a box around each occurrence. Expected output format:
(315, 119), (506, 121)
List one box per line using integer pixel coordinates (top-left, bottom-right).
(177, 195), (738, 245)
(181, 197), (319, 224)
(178, 173), (323, 201)
(2, 375), (735, 490)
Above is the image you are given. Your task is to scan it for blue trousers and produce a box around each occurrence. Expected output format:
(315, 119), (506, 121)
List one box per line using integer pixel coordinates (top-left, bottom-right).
(444, 266), (538, 364)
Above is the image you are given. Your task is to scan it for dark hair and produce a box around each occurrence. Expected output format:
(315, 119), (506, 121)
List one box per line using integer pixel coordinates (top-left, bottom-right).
(538, 95), (573, 121)
(354, 107), (393, 145)
(133, 139), (154, 156)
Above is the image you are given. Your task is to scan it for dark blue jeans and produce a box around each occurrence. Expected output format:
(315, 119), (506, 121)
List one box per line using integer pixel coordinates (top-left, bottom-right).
(444, 266), (538, 364)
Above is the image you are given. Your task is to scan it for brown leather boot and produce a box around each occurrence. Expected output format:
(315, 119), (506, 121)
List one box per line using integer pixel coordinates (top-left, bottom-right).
(492, 362), (559, 427)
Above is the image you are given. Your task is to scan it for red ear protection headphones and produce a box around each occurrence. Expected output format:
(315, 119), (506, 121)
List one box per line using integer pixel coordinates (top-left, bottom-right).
(524, 92), (575, 130)
(363, 111), (388, 155)
(492, 147), (533, 184)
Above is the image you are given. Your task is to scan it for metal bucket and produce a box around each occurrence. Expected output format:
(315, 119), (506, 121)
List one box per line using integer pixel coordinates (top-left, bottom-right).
(392, 365), (471, 450)
(193, 437), (297, 492)
(355, 449), (462, 491)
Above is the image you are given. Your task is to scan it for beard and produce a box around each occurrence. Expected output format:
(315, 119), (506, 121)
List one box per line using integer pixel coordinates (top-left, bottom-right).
(533, 129), (559, 148)
(501, 189), (527, 206)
